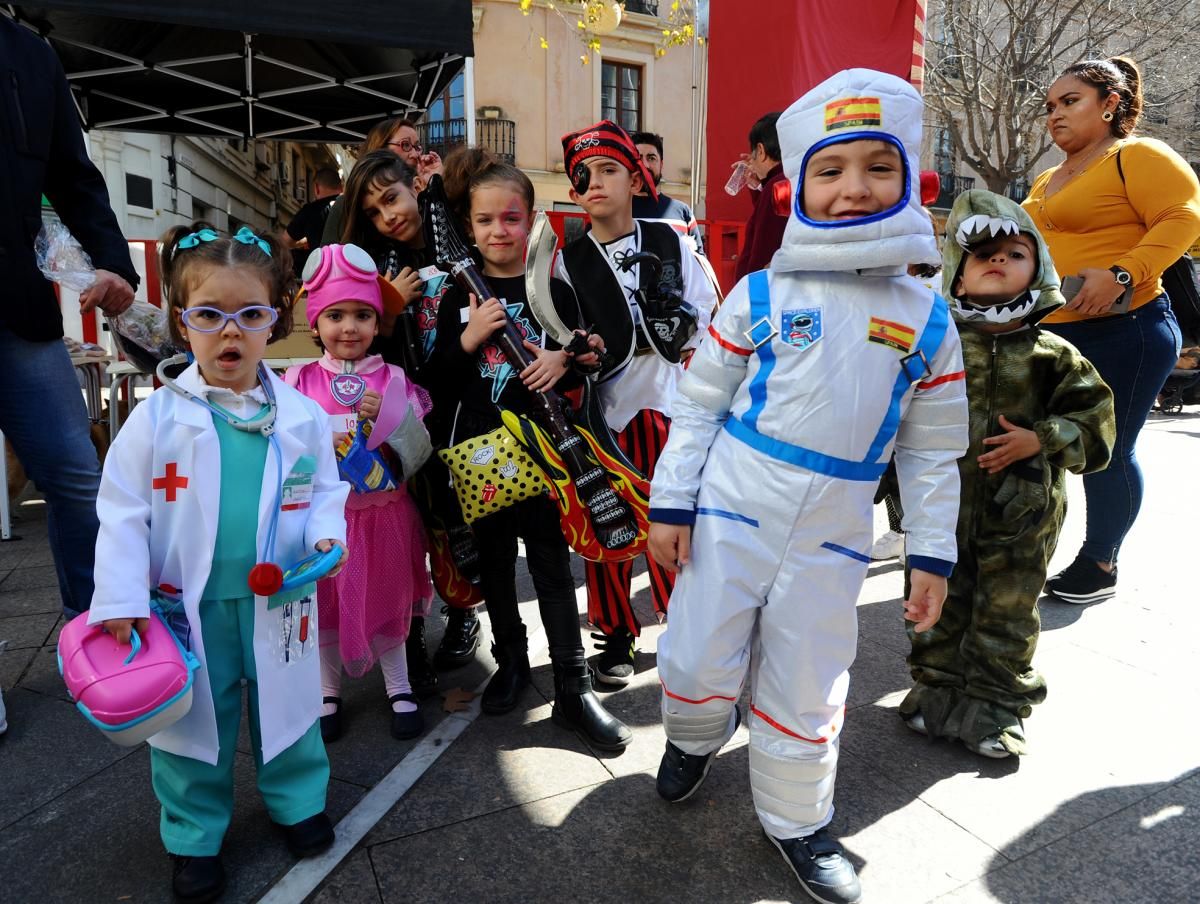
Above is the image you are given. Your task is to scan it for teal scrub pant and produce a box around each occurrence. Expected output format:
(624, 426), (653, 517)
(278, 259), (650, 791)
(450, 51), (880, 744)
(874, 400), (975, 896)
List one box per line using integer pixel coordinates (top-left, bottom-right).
(150, 596), (329, 856)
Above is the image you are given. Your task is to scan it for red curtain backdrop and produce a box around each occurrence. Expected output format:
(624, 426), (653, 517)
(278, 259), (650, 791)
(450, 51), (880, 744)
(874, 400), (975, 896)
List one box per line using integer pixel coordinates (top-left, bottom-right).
(705, 0), (926, 223)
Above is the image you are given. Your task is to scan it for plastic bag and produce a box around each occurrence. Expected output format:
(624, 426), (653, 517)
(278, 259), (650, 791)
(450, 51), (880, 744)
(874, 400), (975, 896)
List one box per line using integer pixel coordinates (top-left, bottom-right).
(35, 222), (97, 292)
(108, 302), (185, 373)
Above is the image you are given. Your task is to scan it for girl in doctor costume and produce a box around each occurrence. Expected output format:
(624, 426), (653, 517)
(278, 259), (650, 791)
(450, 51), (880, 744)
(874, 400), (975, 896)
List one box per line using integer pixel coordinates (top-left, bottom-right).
(90, 224), (349, 904)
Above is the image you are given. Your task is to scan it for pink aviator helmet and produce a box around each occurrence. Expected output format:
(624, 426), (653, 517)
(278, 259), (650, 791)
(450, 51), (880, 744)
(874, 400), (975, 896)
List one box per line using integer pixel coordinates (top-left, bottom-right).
(300, 243), (407, 325)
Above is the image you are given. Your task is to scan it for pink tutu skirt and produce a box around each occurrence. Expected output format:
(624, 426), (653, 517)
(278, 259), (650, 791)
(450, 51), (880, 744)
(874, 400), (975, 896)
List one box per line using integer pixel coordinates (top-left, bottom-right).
(317, 486), (433, 678)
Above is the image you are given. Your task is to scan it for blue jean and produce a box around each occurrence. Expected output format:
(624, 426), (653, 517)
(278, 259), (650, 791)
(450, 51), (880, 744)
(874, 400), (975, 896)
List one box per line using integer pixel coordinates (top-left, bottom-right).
(1046, 296), (1182, 564)
(0, 328), (101, 617)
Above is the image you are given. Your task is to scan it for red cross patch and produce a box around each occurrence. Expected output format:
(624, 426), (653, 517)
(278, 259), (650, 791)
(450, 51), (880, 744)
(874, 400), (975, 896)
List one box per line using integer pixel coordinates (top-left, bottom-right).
(153, 463), (189, 502)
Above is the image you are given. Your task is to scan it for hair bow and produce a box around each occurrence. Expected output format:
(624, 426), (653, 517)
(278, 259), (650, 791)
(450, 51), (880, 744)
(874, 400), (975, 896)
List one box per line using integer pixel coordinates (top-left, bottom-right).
(172, 228), (220, 259)
(233, 226), (273, 257)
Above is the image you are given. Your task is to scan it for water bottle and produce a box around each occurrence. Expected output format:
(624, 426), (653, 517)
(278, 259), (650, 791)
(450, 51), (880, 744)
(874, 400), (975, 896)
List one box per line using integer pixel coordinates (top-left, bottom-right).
(724, 160), (750, 196)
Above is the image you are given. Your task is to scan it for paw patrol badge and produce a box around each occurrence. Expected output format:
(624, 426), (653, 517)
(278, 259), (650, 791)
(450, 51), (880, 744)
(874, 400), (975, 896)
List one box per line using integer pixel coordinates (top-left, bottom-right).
(330, 373), (367, 408)
(781, 308), (823, 351)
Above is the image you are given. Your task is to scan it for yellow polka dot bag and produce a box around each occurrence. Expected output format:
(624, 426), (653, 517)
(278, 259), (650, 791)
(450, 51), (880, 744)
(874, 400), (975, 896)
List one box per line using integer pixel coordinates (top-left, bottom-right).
(437, 426), (546, 523)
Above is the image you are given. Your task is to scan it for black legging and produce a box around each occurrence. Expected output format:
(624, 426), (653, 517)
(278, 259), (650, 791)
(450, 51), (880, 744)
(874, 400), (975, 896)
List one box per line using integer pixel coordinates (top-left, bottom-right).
(475, 495), (586, 668)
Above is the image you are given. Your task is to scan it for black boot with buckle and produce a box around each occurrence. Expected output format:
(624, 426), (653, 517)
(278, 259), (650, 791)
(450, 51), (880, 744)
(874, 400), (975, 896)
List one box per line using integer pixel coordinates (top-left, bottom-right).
(551, 663), (633, 751)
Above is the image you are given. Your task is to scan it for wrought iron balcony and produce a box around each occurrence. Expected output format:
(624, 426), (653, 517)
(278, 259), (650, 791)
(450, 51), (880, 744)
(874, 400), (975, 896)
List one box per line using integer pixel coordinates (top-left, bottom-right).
(418, 117), (515, 164)
(624, 0), (660, 14)
(932, 173), (976, 210)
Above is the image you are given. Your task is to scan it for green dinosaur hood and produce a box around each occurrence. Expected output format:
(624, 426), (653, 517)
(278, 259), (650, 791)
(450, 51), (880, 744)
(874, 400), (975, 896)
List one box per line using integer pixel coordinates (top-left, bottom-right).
(941, 189), (1065, 326)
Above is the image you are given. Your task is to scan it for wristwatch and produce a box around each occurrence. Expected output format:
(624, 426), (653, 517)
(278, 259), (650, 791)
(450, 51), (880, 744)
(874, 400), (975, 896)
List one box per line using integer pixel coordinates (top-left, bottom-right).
(1109, 266), (1133, 286)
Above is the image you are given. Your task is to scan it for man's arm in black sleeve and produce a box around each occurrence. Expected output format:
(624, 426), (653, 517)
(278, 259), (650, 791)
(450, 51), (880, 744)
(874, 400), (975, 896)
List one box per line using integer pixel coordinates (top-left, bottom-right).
(41, 47), (138, 289)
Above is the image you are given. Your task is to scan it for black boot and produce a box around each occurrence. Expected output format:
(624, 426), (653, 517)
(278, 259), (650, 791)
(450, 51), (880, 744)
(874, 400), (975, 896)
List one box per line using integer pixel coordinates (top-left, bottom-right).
(481, 629), (530, 715)
(433, 605), (481, 670)
(551, 663), (632, 751)
(406, 616), (438, 698)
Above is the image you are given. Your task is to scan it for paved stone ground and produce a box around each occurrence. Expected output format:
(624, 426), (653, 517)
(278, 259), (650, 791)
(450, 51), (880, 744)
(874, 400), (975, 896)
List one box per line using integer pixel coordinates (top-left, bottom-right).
(2, 409), (1198, 903)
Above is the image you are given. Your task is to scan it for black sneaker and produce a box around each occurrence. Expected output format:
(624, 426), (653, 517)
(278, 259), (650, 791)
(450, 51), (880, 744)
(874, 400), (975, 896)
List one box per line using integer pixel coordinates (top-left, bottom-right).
(1044, 554), (1117, 604)
(171, 854), (225, 904)
(656, 708), (740, 802)
(591, 628), (635, 687)
(433, 605), (481, 670)
(768, 829), (862, 904)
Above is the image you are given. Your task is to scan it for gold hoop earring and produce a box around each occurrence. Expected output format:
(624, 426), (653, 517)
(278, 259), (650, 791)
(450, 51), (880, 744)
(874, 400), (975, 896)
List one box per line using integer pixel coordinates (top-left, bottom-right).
(1102, 111), (1115, 122)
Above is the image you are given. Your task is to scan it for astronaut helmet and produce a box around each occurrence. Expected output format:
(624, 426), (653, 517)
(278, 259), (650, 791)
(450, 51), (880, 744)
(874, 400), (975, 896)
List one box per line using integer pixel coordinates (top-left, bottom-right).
(771, 69), (940, 274)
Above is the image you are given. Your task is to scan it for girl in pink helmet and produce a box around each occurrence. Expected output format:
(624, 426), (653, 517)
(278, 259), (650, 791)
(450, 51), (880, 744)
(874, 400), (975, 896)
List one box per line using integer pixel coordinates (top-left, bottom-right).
(285, 243), (435, 742)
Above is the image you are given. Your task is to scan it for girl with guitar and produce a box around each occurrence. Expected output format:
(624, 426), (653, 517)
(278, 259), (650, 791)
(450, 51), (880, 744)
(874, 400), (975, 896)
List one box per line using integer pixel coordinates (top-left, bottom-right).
(340, 152), (484, 697)
(430, 147), (631, 750)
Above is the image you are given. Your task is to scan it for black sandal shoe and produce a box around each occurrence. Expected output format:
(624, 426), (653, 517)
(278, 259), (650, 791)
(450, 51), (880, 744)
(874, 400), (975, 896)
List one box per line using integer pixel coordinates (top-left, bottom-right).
(388, 692), (424, 740)
(319, 696), (342, 743)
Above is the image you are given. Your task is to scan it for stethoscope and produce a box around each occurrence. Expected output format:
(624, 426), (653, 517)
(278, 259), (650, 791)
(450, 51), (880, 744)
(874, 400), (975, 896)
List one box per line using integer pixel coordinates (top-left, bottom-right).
(156, 353), (340, 596)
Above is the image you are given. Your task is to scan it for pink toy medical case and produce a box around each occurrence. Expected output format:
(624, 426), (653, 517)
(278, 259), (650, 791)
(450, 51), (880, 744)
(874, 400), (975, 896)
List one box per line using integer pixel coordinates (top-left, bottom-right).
(57, 605), (199, 746)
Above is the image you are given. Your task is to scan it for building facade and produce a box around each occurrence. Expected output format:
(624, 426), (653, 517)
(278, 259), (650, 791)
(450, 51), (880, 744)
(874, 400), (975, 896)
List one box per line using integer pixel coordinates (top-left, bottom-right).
(423, 0), (706, 216)
(83, 132), (339, 249)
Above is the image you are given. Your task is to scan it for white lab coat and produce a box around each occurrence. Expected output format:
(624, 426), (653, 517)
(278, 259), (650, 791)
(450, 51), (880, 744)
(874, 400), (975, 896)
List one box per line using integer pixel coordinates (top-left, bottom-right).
(88, 364), (348, 765)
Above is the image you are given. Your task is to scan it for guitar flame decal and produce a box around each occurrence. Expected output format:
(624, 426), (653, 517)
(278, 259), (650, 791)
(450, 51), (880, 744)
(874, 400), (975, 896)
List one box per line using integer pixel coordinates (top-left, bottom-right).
(426, 526), (484, 609)
(501, 409), (650, 563)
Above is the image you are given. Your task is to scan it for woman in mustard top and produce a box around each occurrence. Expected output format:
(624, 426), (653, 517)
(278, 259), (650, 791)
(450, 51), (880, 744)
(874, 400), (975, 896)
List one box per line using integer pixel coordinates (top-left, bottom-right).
(1023, 56), (1199, 604)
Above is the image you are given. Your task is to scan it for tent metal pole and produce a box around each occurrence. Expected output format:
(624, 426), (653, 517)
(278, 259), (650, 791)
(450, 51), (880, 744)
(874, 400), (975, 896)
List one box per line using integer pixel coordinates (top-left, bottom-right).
(156, 65), (241, 97)
(65, 64), (145, 80)
(464, 57), (476, 146)
(689, 36), (699, 213)
(244, 32), (254, 137)
(694, 43), (708, 218)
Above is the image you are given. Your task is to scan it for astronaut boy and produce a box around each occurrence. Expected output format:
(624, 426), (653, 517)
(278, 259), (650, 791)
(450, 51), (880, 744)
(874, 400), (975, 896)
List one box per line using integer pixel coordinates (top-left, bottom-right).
(647, 70), (969, 904)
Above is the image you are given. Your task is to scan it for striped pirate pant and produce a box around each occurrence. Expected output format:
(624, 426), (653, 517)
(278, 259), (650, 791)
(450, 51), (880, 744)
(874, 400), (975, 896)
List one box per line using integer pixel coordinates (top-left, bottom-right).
(585, 408), (675, 636)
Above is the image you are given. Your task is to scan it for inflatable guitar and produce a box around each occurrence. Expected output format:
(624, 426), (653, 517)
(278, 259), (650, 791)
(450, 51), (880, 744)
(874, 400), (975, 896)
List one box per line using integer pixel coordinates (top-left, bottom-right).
(419, 176), (650, 562)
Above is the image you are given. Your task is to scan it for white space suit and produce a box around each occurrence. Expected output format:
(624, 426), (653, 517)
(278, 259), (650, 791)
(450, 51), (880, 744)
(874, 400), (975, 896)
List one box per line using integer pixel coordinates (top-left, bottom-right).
(650, 70), (969, 840)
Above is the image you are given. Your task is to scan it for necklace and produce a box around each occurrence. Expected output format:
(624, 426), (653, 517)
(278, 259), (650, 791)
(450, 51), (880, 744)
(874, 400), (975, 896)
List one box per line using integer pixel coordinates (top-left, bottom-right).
(1058, 138), (1116, 181)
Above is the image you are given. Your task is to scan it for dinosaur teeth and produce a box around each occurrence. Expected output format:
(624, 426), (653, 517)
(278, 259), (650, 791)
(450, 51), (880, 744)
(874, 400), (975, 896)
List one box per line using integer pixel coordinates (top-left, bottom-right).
(955, 214), (1021, 248)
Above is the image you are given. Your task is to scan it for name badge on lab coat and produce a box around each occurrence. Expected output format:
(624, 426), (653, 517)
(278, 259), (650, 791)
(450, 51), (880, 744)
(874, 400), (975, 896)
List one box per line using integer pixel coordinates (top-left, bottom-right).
(281, 454), (317, 511)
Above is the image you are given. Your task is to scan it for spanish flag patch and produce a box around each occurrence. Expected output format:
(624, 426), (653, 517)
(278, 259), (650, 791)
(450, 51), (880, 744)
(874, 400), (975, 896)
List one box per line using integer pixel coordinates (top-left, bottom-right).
(868, 317), (915, 353)
(824, 97), (882, 131)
